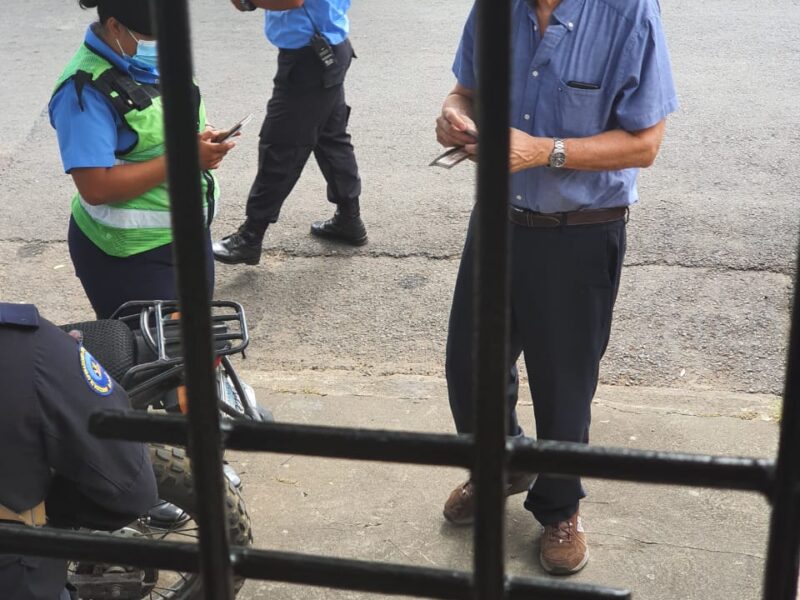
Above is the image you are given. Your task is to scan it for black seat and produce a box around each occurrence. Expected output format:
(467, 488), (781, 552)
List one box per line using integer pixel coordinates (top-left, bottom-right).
(59, 320), (137, 385)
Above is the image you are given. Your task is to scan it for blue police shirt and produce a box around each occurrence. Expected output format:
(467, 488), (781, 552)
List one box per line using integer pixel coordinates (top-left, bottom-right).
(265, 0), (350, 50)
(453, 0), (679, 213)
(49, 26), (159, 173)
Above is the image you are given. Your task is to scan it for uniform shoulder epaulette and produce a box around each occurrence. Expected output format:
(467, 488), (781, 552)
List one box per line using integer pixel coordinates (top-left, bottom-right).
(0, 303), (40, 329)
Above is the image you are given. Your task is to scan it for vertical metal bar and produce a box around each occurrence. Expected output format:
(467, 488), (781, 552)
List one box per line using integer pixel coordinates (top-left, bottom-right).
(472, 0), (512, 598)
(763, 235), (800, 599)
(151, 1), (234, 598)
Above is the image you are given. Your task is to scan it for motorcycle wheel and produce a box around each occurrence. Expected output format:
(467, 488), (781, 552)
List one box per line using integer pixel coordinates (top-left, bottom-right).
(70, 444), (252, 600)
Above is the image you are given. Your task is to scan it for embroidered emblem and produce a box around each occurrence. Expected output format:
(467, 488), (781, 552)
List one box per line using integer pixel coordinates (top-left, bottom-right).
(79, 346), (114, 396)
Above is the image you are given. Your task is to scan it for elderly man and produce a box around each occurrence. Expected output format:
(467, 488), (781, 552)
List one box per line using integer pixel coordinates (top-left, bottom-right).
(437, 0), (677, 575)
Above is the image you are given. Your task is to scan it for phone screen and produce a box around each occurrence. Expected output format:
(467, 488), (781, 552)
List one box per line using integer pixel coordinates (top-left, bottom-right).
(216, 113), (254, 143)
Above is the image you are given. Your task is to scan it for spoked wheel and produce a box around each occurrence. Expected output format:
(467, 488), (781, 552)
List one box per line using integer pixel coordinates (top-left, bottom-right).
(68, 444), (252, 599)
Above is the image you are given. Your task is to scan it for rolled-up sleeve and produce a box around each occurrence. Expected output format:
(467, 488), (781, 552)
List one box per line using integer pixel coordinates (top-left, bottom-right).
(451, 5), (477, 90)
(613, 14), (679, 132)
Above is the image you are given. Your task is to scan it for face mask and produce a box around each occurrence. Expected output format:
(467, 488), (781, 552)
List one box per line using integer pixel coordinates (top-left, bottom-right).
(116, 28), (159, 71)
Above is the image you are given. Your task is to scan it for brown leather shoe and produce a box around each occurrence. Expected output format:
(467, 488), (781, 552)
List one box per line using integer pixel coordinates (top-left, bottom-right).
(442, 472), (536, 525)
(539, 509), (588, 575)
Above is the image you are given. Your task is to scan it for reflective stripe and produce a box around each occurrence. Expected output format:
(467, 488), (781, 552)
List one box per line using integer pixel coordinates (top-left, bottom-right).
(79, 196), (209, 230)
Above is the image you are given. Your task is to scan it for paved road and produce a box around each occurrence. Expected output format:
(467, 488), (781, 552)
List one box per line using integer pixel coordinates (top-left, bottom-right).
(1, 0), (797, 395)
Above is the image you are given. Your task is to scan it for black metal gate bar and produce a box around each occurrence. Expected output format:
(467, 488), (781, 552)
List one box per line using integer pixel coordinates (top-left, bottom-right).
(150, 0), (234, 597)
(92, 411), (475, 466)
(89, 411), (775, 497)
(91, 412), (775, 495)
(762, 236), (800, 599)
(509, 440), (775, 495)
(0, 524), (630, 600)
(472, 0), (512, 597)
(0, 525), (198, 573)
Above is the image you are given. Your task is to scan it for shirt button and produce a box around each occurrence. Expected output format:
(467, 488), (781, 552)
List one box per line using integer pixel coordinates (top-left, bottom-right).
(568, 22), (574, 30)
(516, 195), (523, 201)
(532, 70), (539, 77)
(523, 114), (531, 120)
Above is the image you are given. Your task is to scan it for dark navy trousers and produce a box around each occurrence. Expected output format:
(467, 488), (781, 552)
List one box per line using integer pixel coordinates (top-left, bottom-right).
(445, 210), (627, 526)
(68, 217), (214, 320)
(245, 39), (361, 227)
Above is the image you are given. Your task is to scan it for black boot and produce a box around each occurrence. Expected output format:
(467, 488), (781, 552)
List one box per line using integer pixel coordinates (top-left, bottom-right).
(212, 220), (266, 265)
(310, 205), (367, 246)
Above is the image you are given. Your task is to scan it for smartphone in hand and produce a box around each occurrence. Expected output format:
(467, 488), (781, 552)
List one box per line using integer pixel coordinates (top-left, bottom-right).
(215, 113), (254, 143)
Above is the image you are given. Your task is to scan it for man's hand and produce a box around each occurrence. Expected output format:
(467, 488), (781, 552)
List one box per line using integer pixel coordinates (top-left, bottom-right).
(198, 131), (235, 171)
(436, 107), (478, 149)
(508, 128), (550, 173)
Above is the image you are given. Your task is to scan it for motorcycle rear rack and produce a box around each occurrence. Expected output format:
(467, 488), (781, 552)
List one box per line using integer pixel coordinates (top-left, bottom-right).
(109, 300), (250, 392)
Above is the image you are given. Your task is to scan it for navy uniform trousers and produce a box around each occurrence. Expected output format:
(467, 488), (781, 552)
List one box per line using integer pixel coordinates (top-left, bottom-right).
(68, 217), (215, 320)
(246, 38), (361, 226)
(446, 210), (627, 526)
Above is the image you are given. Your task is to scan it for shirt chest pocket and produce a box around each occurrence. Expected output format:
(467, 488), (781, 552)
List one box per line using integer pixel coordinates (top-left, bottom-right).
(554, 80), (609, 138)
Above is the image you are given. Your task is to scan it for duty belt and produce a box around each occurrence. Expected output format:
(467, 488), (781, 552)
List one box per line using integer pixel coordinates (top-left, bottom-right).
(0, 501), (46, 527)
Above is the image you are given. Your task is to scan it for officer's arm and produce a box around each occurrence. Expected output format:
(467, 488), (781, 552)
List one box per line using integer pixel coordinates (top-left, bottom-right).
(34, 320), (157, 527)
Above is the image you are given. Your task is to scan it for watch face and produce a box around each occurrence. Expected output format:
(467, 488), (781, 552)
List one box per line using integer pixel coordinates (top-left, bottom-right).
(551, 153), (566, 168)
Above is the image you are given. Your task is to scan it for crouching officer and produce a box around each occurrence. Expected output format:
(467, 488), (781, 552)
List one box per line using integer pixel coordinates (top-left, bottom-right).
(0, 303), (158, 600)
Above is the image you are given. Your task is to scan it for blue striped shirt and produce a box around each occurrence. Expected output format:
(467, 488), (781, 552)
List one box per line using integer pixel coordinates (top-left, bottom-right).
(453, 0), (679, 212)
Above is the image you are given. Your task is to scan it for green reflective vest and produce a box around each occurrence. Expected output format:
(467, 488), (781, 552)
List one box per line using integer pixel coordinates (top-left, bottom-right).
(53, 43), (219, 257)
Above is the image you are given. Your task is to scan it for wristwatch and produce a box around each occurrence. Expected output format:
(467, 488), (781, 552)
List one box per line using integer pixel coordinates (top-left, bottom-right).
(548, 138), (566, 168)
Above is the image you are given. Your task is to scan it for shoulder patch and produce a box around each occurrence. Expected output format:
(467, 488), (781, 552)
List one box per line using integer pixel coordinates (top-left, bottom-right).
(79, 346), (114, 396)
(0, 303), (40, 329)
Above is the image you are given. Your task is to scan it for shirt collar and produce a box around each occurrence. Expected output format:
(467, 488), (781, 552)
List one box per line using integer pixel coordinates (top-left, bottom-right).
(551, 0), (585, 30)
(84, 25), (159, 85)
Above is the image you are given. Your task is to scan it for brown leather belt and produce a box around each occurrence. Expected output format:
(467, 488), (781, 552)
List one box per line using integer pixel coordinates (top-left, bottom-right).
(508, 206), (629, 228)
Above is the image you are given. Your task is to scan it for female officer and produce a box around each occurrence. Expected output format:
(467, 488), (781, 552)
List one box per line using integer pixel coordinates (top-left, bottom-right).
(50, 0), (234, 318)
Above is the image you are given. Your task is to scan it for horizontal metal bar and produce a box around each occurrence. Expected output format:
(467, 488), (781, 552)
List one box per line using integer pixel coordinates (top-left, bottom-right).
(0, 525), (197, 573)
(509, 439), (775, 496)
(90, 411), (475, 467)
(506, 577), (630, 600)
(0, 525), (629, 599)
(234, 548), (630, 600)
(90, 411), (774, 494)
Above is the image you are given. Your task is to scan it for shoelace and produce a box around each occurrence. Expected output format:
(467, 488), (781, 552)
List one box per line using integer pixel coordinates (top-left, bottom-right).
(546, 519), (573, 544)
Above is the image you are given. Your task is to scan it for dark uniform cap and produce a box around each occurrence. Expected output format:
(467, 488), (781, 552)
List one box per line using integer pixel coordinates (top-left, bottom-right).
(97, 0), (154, 37)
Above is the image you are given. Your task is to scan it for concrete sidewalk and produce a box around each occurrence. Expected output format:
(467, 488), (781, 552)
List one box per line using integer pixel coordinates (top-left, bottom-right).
(230, 370), (780, 600)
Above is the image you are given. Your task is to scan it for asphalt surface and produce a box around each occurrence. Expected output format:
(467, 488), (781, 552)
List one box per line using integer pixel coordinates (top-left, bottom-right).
(1, 0), (798, 395)
(0, 1), (798, 598)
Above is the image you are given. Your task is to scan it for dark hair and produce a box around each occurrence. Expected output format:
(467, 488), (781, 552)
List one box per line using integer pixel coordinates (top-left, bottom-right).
(78, 0), (153, 36)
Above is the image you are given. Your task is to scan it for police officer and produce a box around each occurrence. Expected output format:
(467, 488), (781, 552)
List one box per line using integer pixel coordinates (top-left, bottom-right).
(438, 0), (678, 576)
(213, 0), (367, 266)
(50, 0), (234, 319)
(0, 303), (158, 599)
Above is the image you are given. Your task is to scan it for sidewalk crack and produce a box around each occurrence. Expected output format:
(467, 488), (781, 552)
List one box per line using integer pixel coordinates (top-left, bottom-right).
(591, 531), (765, 560)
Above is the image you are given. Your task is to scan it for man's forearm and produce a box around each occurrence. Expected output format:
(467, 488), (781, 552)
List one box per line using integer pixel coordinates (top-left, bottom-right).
(563, 126), (664, 170)
(516, 121), (665, 172)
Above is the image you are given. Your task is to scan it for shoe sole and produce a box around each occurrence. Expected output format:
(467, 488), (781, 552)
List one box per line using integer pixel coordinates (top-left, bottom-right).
(540, 551), (589, 575)
(213, 253), (261, 266)
(442, 510), (474, 526)
(309, 227), (368, 246)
